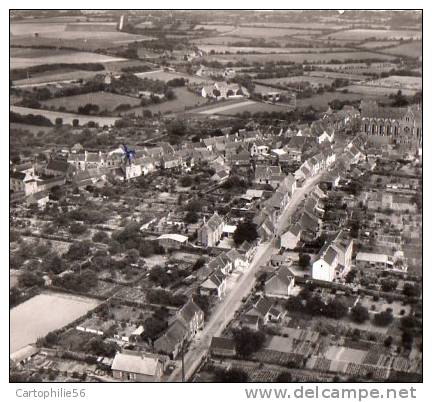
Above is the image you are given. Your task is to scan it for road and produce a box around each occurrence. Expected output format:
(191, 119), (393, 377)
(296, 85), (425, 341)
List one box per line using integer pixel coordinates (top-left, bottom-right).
(168, 169), (328, 382)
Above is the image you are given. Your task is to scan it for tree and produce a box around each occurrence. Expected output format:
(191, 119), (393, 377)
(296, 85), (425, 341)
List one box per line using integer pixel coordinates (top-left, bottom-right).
(69, 223), (87, 235)
(298, 253), (311, 269)
(402, 283), (420, 298)
(18, 271), (44, 288)
(285, 295), (304, 312)
(214, 367), (248, 382)
(233, 221), (258, 246)
(305, 295), (326, 316)
(373, 310), (393, 327)
(384, 336), (393, 348)
(72, 118), (79, 127)
(351, 304), (369, 323)
(275, 372), (292, 382)
(233, 328), (265, 356)
(55, 117), (63, 126)
(325, 299), (348, 319)
(65, 241), (91, 260)
(185, 210), (198, 224)
(92, 231), (109, 243)
(47, 254), (66, 275)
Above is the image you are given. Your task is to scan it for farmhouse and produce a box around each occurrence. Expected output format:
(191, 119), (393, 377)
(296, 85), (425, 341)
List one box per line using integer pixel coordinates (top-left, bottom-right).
(201, 82), (248, 100)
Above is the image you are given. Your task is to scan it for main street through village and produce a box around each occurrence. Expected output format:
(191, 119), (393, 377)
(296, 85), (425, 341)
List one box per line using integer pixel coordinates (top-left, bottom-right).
(168, 168), (329, 382)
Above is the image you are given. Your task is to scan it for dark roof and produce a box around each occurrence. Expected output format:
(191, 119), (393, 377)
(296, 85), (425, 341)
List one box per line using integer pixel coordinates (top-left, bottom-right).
(210, 337), (235, 351)
(46, 159), (70, 173)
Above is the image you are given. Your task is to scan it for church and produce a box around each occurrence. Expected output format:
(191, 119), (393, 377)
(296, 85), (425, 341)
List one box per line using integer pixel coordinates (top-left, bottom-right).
(359, 100), (422, 150)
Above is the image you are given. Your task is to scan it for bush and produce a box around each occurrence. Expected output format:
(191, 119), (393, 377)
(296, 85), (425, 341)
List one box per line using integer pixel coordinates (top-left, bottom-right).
(233, 327), (266, 356)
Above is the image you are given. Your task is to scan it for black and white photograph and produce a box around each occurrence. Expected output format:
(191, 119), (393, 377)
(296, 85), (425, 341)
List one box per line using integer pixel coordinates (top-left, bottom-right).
(8, 5), (424, 394)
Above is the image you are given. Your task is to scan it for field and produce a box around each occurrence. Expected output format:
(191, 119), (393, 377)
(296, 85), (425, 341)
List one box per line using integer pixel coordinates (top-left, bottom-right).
(202, 51), (397, 65)
(325, 29), (422, 41)
(40, 91), (142, 113)
(10, 21), (155, 44)
(363, 75), (422, 91)
(128, 87), (208, 115)
(10, 292), (101, 353)
(192, 36), (253, 45)
(189, 99), (293, 116)
(338, 85), (418, 97)
(255, 75), (335, 87)
(11, 50), (127, 69)
(135, 70), (211, 85)
(11, 105), (120, 126)
(380, 41), (422, 58)
(195, 45), (351, 54)
(296, 91), (392, 110)
(358, 40), (401, 49)
(12, 70), (102, 87)
(305, 70), (366, 81)
(231, 27), (324, 38)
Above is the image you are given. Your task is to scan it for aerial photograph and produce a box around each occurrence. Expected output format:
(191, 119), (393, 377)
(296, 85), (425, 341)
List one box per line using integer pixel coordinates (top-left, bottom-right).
(9, 9), (422, 383)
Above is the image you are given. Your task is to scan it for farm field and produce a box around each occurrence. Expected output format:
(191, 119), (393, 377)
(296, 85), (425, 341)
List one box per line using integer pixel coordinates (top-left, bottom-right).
(202, 51), (397, 64)
(357, 40), (401, 49)
(363, 75), (422, 91)
(127, 87), (209, 115)
(10, 123), (54, 134)
(194, 24), (236, 33)
(255, 75), (335, 87)
(380, 41), (422, 58)
(195, 45), (352, 54)
(231, 27), (324, 38)
(324, 29), (421, 41)
(241, 22), (350, 30)
(10, 292), (101, 353)
(193, 100), (293, 116)
(11, 51), (127, 69)
(337, 85), (418, 96)
(192, 35), (253, 45)
(10, 105), (120, 126)
(296, 91), (392, 110)
(12, 70), (101, 87)
(135, 70), (211, 85)
(40, 91), (142, 113)
(305, 70), (367, 81)
(10, 21), (155, 43)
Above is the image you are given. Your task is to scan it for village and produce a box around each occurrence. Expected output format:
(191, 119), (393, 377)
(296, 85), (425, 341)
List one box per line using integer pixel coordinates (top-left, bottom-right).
(9, 10), (422, 384)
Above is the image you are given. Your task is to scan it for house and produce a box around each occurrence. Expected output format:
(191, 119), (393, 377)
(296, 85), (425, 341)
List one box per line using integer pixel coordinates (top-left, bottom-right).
(10, 171), (38, 196)
(226, 248), (248, 271)
(312, 231), (353, 282)
(254, 165), (284, 188)
(208, 252), (233, 275)
(197, 212), (224, 247)
(264, 266), (295, 299)
(161, 154), (182, 170)
(239, 314), (260, 331)
(111, 350), (163, 382)
(250, 140), (270, 156)
(210, 337), (236, 357)
(44, 159), (73, 178)
(201, 82), (249, 100)
(199, 271), (226, 299)
(280, 223), (302, 250)
(177, 299), (204, 336)
(154, 320), (188, 359)
(26, 191), (49, 209)
(355, 252), (393, 270)
(157, 234), (188, 250)
(247, 297), (284, 325)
